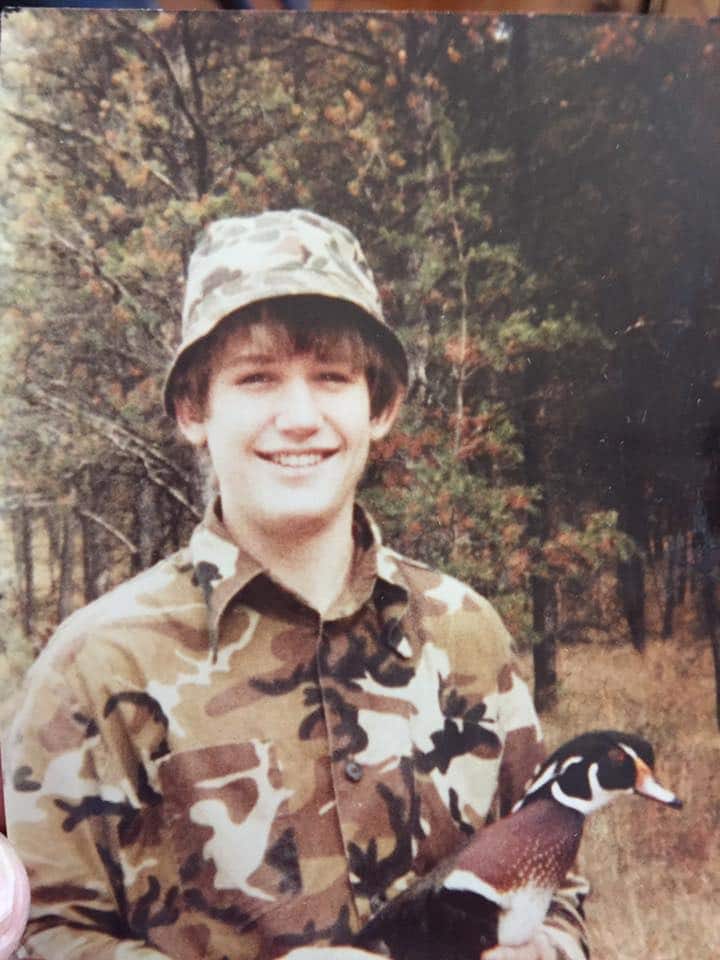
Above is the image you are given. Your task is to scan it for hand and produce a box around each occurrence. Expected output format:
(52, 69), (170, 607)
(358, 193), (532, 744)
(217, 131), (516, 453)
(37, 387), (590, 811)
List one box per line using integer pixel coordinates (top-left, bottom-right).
(481, 931), (557, 960)
(0, 833), (31, 960)
(284, 949), (387, 959)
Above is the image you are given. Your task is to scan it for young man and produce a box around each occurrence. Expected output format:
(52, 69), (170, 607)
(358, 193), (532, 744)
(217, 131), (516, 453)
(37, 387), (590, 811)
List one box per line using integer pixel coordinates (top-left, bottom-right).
(4, 210), (588, 960)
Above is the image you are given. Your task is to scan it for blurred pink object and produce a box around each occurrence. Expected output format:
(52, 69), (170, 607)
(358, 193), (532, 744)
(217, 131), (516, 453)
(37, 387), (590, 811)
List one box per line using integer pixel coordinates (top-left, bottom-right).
(0, 833), (30, 960)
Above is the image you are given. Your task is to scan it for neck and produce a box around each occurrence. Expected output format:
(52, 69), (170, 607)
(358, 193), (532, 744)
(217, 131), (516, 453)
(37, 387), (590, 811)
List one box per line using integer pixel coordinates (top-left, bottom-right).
(224, 502), (356, 616)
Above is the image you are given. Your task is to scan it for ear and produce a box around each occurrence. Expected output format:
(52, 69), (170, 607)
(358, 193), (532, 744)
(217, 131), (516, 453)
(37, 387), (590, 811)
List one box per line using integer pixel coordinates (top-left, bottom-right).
(175, 396), (208, 448)
(369, 388), (404, 443)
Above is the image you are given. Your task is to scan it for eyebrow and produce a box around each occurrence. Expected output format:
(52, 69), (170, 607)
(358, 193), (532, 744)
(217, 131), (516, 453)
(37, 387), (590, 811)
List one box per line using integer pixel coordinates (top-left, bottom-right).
(223, 352), (278, 365)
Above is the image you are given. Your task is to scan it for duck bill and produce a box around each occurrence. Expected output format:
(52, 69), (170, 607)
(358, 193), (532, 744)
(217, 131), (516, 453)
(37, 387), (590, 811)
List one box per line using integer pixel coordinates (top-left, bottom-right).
(634, 761), (683, 809)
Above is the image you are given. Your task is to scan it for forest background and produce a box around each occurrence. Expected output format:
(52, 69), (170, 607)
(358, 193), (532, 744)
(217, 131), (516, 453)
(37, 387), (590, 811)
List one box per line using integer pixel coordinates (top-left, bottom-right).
(1, 10), (718, 958)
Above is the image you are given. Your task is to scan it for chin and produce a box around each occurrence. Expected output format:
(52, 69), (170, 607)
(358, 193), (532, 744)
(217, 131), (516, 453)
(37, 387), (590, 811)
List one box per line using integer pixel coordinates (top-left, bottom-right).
(259, 503), (338, 535)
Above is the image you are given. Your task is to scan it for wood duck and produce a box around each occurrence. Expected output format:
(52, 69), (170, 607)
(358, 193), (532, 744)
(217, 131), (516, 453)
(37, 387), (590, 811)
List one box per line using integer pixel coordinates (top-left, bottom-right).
(353, 730), (682, 960)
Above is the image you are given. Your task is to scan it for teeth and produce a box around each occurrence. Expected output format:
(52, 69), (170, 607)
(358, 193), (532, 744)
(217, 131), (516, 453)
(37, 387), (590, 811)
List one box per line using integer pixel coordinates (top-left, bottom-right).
(267, 452), (326, 467)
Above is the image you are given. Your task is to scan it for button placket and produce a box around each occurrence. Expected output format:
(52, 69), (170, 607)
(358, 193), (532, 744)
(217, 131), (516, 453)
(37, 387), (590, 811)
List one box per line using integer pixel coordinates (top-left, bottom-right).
(317, 617), (376, 922)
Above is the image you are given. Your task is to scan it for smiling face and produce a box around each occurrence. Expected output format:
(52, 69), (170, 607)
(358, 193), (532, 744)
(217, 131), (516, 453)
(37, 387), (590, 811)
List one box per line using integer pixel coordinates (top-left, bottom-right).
(177, 315), (400, 542)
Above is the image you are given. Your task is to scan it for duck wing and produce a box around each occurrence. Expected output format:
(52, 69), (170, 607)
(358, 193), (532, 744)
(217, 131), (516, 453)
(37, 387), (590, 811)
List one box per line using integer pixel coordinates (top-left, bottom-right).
(353, 878), (500, 960)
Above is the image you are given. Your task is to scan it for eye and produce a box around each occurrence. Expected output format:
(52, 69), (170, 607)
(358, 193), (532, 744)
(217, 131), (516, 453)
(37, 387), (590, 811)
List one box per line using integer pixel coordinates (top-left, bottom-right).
(607, 747), (626, 767)
(317, 369), (353, 384)
(236, 371), (272, 386)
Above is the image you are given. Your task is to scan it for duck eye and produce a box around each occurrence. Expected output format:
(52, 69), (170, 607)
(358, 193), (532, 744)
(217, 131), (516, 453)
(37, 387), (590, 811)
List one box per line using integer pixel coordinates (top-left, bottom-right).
(607, 747), (626, 767)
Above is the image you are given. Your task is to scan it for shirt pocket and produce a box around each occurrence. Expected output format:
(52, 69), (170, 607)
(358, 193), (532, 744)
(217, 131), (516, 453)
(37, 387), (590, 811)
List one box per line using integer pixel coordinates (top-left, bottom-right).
(158, 739), (300, 933)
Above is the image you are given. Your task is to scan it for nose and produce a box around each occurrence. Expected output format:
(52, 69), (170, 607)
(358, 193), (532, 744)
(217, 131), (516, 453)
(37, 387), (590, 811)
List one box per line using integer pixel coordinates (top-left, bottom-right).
(274, 376), (323, 437)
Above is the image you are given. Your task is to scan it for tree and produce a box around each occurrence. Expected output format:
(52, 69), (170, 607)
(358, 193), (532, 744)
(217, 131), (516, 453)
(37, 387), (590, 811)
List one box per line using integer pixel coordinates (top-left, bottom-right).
(3, 11), (718, 720)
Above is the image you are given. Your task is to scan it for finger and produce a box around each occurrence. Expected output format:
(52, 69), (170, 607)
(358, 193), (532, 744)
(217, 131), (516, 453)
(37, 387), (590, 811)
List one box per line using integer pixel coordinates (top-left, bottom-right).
(285, 950), (386, 959)
(0, 834), (31, 960)
(536, 932), (557, 960)
(481, 934), (557, 960)
(481, 945), (535, 960)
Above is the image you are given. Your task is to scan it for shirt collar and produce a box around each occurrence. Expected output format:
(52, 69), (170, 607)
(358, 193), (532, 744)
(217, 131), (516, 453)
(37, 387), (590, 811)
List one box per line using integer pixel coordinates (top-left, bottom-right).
(189, 499), (411, 660)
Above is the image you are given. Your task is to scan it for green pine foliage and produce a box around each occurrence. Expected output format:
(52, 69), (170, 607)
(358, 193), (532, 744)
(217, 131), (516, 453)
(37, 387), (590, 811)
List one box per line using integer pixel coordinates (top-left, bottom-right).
(1, 11), (718, 665)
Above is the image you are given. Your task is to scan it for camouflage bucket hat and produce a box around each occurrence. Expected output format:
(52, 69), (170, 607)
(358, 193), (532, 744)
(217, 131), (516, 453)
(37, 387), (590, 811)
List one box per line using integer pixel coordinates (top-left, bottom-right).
(163, 209), (408, 417)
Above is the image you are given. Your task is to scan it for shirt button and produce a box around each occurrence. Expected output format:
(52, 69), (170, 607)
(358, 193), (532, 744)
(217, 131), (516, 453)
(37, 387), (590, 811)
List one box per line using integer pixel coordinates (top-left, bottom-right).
(344, 759), (363, 783)
(369, 893), (385, 913)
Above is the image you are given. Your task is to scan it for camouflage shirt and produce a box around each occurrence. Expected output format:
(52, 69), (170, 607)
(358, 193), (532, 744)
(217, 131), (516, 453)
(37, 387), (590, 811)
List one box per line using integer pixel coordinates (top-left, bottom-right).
(4, 503), (589, 960)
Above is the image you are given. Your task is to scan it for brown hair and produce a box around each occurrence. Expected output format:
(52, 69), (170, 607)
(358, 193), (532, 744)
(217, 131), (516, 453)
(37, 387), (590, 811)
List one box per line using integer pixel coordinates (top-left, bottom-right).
(171, 295), (404, 420)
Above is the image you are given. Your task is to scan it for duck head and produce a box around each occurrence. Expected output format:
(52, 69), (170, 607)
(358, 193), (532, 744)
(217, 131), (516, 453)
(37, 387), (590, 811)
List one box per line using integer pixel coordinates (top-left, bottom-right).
(513, 730), (683, 816)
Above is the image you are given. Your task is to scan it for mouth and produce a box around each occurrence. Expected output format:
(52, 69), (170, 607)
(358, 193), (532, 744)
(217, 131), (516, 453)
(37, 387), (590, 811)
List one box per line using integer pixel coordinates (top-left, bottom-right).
(256, 450), (337, 468)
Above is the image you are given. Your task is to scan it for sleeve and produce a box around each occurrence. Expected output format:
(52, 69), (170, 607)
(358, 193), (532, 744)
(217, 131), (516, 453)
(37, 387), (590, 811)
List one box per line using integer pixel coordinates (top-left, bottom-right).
(3, 640), (174, 960)
(497, 664), (591, 960)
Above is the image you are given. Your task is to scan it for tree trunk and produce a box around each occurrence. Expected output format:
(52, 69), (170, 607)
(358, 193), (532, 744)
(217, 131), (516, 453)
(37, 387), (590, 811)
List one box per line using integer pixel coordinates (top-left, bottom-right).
(651, 527), (664, 565)
(137, 480), (162, 570)
(58, 508), (77, 622)
(616, 459), (648, 652)
(510, 17), (557, 712)
(532, 575), (558, 713)
(676, 531), (688, 605)
(617, 555), (646, 652)
(711, 612), (720, 731)
(700, 573), (720, 730)
(593, 149), (649, 652)
(166, 495), (183, 555)
(79, 477), (107, 603)
(12, 505), (35, 642)
(661, 534), (678, 639)
(43, 507), (62, 595)
(80, 509), (100, 603)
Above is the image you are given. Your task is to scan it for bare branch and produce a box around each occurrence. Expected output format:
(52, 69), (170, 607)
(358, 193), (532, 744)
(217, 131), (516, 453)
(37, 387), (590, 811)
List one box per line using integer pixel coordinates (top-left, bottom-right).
(0, 495), (54, 513)
(181, 16), (205, 122)
(22, 382), (201, 519)
(141, 460), (202, 520)
(260, 34), (385, 71)
(145, 164), (183, 198)
(4, 108), (182, 200)
(4, 108), (105, 152)
(114, 16), (209, 196)
(76, 508), (139, 554)
(47, 230), (144, 315)
(43, 231), (170, 360)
